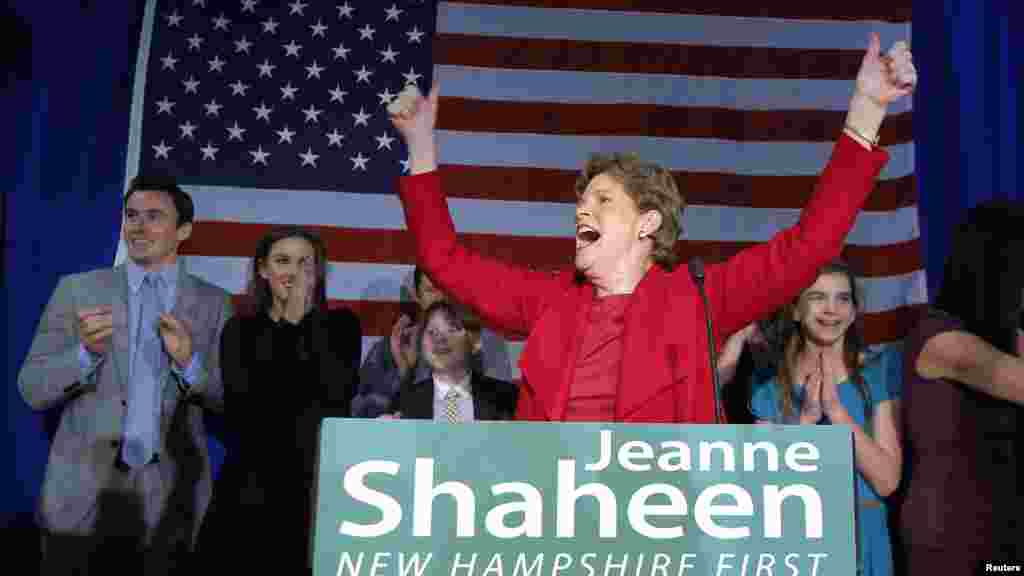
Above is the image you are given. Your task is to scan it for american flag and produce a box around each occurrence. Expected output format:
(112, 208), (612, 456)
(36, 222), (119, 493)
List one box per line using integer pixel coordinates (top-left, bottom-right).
(124, 0), (922, 376)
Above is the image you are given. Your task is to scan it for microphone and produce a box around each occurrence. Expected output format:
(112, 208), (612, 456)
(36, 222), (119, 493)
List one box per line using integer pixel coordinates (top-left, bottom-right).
(688, 257), (723, 424)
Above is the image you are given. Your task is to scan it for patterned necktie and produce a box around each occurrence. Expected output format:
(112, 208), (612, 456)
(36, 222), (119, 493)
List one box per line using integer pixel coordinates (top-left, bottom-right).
(444, 388), (460, 423)
(122, 273), (164, 468)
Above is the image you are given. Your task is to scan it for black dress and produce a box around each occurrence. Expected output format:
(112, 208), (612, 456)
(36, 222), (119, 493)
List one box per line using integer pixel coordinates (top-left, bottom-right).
(198, 308), (360, 573)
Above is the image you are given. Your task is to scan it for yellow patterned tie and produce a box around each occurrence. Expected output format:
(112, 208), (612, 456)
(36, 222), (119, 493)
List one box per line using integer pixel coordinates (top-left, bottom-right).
(444, 388), (460, 423)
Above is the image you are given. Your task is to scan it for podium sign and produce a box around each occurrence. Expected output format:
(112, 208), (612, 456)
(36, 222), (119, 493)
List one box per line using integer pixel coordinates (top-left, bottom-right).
(314, 421), (856, 576)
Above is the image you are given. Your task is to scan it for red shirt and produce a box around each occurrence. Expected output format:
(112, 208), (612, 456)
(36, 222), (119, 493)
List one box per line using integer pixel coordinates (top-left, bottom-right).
(565, 295), (631, 421)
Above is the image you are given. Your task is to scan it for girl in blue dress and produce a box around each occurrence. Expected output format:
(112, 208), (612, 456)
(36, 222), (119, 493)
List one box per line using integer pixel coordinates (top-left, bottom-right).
(748, 260), (902, 576)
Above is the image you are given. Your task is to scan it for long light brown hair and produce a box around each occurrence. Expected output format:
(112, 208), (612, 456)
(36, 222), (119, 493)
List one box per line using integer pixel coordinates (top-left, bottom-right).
(775, 260), (872, 422)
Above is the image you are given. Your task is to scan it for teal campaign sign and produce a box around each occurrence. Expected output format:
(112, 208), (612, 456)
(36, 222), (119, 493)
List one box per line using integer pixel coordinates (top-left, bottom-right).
(314, 421), (856, 576)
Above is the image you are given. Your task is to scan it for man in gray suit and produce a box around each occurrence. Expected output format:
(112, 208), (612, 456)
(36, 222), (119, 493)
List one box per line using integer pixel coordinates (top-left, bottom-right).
(18, 176), (232, 574)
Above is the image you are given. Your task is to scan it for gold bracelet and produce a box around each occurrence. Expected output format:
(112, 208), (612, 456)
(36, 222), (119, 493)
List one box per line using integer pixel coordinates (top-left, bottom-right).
(844, 123), (879, 147)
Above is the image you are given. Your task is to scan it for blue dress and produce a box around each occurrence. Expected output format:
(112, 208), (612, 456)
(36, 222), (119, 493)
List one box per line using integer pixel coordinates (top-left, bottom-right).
(749, 347), (902, 576)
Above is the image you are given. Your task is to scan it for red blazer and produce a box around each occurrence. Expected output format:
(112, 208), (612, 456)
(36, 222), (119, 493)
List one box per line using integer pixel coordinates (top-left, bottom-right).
(398, 135), (888, 423)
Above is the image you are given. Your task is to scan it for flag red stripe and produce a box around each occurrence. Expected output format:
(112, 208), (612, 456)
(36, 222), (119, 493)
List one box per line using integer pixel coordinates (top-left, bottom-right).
(447, 0), (911, 22)
(437, 98), (913, 144)
(227, 296), (923, 343)
(184, 222), (923, 278)
(436, 34), (865, 79)
(438, 166), (917, 211)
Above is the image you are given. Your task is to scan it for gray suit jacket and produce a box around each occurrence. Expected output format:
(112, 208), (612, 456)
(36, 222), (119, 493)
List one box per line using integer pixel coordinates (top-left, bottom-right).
(18, 264), (232, 545)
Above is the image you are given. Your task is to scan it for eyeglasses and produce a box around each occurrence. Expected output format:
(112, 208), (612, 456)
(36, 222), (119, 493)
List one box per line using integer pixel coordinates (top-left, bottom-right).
(423, 325), (466, 340)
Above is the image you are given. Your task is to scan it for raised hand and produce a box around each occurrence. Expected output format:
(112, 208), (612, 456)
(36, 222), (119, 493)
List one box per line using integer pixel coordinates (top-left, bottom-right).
(799, 353), (825, 424)
(158, 313), (193, 369)
(283, 261), (314, 325)
(77, 306), (114, 356)
(388, 83), (440, 174)
(389, 314), (419, 378)
(819, 353), (847, 420)
(856, 33), (917, 107)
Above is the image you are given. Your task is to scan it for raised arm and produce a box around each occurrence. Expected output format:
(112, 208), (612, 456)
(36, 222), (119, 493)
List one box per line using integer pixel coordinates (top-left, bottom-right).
(705, 34), (915, 340)
(391, 84), (565, 336)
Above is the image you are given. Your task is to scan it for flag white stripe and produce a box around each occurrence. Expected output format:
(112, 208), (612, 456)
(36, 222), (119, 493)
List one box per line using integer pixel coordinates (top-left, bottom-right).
(437, 131), (914, 179)
(435, 66), (913, 114)
(183, 256), (927, 315)
(438, 2), (911, 51)
(184, 186), (920, 246)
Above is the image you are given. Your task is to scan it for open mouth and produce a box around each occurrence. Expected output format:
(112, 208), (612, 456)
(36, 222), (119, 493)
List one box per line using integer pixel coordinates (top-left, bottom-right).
(576, 225), (601, 250)
(816, 319), (842, 328)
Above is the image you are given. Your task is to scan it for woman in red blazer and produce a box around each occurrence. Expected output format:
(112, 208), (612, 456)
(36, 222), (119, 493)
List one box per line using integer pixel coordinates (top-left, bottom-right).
(388, 34), (916, 424)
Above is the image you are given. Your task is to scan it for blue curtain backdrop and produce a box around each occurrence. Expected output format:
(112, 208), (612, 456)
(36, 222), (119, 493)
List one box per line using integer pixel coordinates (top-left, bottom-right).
(2, 0), (1020, 530)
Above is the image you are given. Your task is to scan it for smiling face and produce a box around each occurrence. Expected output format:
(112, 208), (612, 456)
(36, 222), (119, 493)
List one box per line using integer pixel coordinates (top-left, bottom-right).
(793, 272), (857, 348)
(420, 306), (473, 377)
(258, 236), (317, 308)
(575, 172), (657, 282)
(123, 189), (191, 271)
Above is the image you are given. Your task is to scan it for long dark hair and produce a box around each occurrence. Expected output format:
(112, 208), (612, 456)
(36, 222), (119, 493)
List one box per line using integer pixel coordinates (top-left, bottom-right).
(775, 260), (871, 422)
(934, 199), (1024, 356)
(246, 226), (329, 316)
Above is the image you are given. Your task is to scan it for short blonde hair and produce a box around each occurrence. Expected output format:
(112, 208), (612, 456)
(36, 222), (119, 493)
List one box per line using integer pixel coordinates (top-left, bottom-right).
(575, 153), (684, 270)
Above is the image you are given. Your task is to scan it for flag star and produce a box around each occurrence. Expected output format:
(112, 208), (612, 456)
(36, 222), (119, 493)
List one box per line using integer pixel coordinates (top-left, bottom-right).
(379, 45), (399, 64)
(375, 133), (395, 150)
(406, 26), (425, 43)
(400, 158), (410, 173)
(249, 146), (271, 165)
(350, 153), (369, 171)
(332, 43), (350, 60)
(200, 142), (219, 160)
(280, 83), (299, 101)
(261, 18), (280, 34)
(182, 76), (200, 94)
(156, 97), (175, 115)
(299, 147), (320, 167)
(212, 14), (231, 31)
(302, 105), (323, 123)
(178, 121), (198, 139)
(288, 0), (307, 16)
(257, 59), (276, 78)
(208, 55), (226, 73)
(336, 2), (354, 19)
(310, 20), (327, 38)
(152, 140), (173, 159)
(204, 99), (223, 116)
(227, 122), (246, 141)
(165, 11), (183, 28)
(160, 52), (178, 71)
(328, 84), (347, 103)
(276, 125), (296, 144)
(384, 5), (403, 22)
(235, 37), (253, 54)
(186, 34), (203, 52)
(354, 66), (372, 84)
(402, 67), (422, 85)
(253, 102), (273, 122)
(305, 61), (325, 79)
(377, 89), (396, 106)
(283, 40), (302, 58)
(358, 24), (375, 41)
(229, 80), (250, 96)
(326, 129), (345, 147)
(241, 0), (259, 14)
(352, 107), (370, 127)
